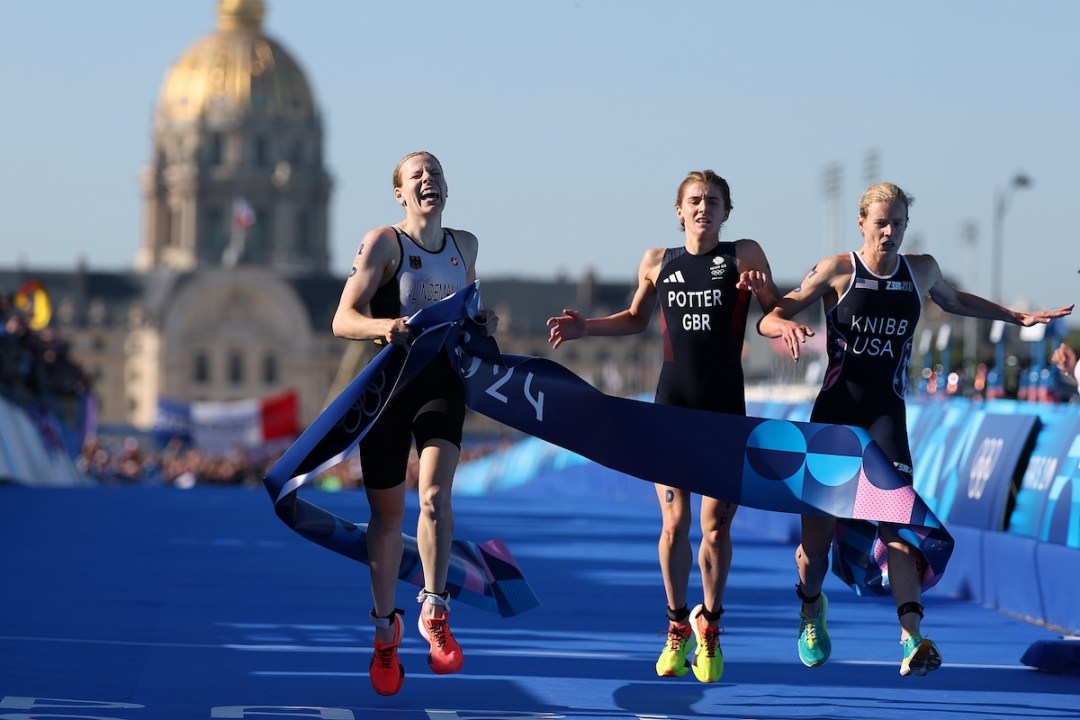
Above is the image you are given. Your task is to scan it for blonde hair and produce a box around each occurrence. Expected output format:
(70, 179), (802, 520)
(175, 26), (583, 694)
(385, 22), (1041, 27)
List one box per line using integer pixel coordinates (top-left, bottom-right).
(392, 151), (442, 189)
(858, 182), (914, 218)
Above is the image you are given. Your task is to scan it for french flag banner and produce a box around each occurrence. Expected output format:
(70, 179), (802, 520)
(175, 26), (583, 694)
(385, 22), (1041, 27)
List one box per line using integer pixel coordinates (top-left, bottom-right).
(156, 391), (298, 453)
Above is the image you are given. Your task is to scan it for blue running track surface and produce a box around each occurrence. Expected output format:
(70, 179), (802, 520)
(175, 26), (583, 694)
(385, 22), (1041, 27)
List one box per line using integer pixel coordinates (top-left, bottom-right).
(1, 484), (1077, 719)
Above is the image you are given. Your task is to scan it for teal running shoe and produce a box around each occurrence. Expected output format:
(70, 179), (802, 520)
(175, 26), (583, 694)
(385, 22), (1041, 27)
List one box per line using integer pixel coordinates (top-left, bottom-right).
(797, 591), (832, 667)
(900, 634), (942, 676)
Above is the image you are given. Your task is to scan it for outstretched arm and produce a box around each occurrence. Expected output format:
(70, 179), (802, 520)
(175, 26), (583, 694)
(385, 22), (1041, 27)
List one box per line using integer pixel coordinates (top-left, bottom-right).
(914, 254), (1074, 326)
(758, 255), (847, 361)
(547, 247), (661, 349)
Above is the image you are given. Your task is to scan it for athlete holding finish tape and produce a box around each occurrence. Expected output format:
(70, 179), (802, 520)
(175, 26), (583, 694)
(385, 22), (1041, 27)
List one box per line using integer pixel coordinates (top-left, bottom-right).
(547, 170), (780, 683)
(758, 181), (1072, 676)
(332, 151), (498, 696)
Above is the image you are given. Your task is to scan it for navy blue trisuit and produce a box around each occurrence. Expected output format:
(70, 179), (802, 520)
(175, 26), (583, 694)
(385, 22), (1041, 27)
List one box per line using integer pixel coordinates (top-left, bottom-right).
(810, 252), (923, 476)
(654, 241), (751, 415)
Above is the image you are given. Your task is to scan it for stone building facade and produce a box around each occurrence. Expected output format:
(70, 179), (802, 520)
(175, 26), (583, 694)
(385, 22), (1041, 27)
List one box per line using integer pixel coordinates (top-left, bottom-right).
(2, 0), (341, 430)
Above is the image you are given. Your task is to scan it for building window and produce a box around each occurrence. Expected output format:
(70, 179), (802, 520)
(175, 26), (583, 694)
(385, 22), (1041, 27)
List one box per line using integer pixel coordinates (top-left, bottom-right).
(207, 134), (223, 165)
(229, 352), (244, 385)
(246, 208), (272, 263)
(58, 298), (75, 323)
(168, 207), (181, 247)
(295, 209), (310, 252)
(254, 136), (269, 167)
(262, 353), (277, 385)
(194, 352), (210, 384)
(204, 206), (227, 262)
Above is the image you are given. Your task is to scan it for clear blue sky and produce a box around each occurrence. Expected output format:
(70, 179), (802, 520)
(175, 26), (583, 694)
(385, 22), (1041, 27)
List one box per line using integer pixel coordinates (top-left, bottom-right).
(1, 0), (1077, 318)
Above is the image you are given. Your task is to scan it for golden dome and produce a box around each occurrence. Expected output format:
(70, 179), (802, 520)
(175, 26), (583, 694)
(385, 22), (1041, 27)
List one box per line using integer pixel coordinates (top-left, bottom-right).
(156, 0), (317, 124)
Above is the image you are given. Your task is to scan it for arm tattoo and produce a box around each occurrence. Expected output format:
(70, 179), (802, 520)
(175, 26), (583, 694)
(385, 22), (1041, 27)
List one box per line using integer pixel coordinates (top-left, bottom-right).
(792, 265), (819, 294)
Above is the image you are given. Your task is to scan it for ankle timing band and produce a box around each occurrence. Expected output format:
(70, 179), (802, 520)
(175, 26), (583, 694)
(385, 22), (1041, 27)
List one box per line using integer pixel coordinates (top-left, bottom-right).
(897, 601), (924, 619)
(369, 608), (404, 627)
(418, 589), (451, 607)
(795, 583), (820, 604)
(667, 605), (690, 622)
(701, 605), (724, 623)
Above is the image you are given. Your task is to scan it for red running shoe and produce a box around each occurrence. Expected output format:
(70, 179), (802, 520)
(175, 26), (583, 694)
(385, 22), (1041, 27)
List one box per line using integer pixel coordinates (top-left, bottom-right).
(369, 610), (404, 696)
(417, 591), (463, 674)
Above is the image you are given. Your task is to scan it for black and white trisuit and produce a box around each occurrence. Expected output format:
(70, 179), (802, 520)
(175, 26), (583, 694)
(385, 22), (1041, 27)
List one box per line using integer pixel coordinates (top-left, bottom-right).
(361, 227), (468, 488)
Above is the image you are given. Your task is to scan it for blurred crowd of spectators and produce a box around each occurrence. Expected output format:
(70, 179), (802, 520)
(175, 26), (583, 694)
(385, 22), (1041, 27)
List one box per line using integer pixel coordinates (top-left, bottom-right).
(76, 435), (276, 488)
(76, 431), (509, 489)
(0, 292), (92, 409)
(3, 285), (504, 489)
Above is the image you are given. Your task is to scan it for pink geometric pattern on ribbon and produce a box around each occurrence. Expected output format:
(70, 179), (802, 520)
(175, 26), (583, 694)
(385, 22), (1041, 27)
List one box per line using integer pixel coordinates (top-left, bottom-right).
(853, 468), (919, 524)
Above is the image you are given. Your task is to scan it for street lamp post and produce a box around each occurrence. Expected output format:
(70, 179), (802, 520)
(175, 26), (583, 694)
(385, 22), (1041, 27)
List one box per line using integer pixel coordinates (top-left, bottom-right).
(990, 173), (1032, 304)
(961, 221), (978, 372)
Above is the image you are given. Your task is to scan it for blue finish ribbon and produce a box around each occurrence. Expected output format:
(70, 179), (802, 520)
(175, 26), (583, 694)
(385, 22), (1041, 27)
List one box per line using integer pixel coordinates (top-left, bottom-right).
(450, 283), (954, 595)
(263, 287), (540, 617)
(266, 282), (953, 606)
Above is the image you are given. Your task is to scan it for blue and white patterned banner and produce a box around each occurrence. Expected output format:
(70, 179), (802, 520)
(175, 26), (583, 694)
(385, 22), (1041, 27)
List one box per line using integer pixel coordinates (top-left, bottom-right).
(265, 283), (954, 607)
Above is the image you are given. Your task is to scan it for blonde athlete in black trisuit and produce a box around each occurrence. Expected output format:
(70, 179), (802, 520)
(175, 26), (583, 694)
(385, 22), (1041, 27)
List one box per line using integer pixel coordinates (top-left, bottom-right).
(812, 249), (921, 468)
(547, 170), (780, 683)
(333, 151), (498, 696)
(759, 181), (1073, 677)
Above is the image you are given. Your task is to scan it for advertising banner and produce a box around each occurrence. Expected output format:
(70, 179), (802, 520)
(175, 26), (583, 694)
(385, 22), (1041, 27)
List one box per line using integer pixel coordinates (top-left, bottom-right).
(943, 413), (1038, 530)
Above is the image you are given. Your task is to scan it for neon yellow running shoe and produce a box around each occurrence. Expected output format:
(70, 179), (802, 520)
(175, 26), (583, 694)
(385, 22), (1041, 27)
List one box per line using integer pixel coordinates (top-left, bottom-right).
(797, 592), (832, 667)
(900, 634), (942, 676)
(689, 604), (724, 683)
(655, 619), (694, 677)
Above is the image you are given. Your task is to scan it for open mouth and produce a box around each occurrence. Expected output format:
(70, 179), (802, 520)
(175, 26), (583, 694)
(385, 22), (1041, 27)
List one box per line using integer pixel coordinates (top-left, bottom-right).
(420, 191), (441, 201)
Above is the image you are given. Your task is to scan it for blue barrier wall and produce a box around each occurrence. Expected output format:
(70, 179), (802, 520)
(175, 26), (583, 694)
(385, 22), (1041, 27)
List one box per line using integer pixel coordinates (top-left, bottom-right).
(911, 408), (1039, 532)
(458, 396), (1080, 634)
(0, 395), (90, 487)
